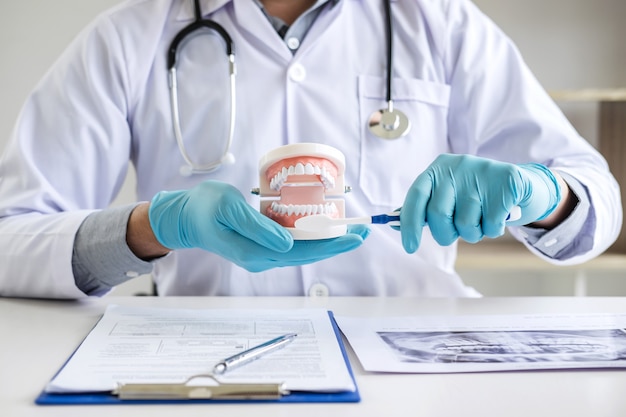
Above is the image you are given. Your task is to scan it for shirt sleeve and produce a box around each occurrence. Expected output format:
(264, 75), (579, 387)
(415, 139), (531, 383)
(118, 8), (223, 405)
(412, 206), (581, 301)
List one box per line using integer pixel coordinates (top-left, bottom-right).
(515, 171), (594, 260)
(72, 204), (154, 296)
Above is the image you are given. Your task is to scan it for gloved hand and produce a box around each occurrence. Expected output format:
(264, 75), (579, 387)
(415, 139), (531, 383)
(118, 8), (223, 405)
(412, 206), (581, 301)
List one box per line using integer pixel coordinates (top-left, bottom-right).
(148, 180), (369, 271)
(400, 154), (561, 253)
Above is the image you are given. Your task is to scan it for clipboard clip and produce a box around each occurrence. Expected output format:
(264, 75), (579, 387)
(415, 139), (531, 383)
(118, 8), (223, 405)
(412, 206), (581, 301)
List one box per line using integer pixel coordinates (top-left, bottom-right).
(113, 374), (289, 400)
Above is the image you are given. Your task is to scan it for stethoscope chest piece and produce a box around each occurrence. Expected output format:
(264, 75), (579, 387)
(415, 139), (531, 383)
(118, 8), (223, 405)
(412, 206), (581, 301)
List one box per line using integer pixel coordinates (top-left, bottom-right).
(368, 104), (411, 140)
(367, 0), (412, 140)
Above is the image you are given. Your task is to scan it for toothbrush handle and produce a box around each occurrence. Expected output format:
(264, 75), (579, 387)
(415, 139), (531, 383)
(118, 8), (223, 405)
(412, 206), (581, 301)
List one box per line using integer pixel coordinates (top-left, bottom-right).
(371, 213), (401, 225)
(371, 206), (520, 227)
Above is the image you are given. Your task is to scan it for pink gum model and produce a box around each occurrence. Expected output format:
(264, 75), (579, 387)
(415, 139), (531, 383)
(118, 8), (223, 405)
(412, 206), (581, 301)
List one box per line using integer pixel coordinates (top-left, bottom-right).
(257, 143), (347, 240)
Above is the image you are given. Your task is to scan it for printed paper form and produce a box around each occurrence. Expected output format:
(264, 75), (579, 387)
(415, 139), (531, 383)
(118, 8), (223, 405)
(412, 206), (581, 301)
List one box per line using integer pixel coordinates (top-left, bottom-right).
(45, 305), (355, 393)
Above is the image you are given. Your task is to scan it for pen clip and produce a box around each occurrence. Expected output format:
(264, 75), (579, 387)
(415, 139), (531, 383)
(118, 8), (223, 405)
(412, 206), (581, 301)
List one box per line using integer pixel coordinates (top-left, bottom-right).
(113, 374), (289, 400)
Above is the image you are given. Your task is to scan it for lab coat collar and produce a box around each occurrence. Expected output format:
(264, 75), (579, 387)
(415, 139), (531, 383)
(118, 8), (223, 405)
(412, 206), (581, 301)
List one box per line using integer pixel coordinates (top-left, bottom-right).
(175, 0), (232, 21)
(175, 0), (343, 22)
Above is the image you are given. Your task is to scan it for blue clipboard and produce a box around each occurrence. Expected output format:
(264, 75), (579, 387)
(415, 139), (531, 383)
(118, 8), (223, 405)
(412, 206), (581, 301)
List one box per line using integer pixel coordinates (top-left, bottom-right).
(35, 311), (359, 405)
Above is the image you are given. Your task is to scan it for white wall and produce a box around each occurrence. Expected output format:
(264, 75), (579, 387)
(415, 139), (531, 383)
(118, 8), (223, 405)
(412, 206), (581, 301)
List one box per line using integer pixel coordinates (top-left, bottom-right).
(0, 1), (123, 158)
(0, 0), (136, 208)
(474, 0), (626, 147)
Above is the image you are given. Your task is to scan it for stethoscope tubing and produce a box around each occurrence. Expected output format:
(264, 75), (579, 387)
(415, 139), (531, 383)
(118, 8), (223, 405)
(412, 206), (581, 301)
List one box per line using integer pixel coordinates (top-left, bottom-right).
(169, 0), (407, 175)
(168, 0), (237, 174)
(383, 0), (393, 104)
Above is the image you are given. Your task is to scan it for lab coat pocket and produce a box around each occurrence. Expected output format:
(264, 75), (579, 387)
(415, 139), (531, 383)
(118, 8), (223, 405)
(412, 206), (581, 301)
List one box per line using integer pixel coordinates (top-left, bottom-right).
(357, 75), (451, 208)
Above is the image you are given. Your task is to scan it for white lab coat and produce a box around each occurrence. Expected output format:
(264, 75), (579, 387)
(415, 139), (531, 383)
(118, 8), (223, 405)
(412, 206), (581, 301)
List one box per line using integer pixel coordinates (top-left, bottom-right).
(0, 0), (621, 298)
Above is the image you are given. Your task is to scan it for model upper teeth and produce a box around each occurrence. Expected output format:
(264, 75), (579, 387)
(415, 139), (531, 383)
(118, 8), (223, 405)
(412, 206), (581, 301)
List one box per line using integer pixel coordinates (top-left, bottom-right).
(270, 201), (338, 216)
(269, 163), (336, 191)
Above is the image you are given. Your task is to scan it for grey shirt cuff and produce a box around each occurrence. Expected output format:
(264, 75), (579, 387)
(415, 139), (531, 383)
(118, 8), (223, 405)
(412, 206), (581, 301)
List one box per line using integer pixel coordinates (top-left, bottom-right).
(517, 171), (595, 259)
(72, 204), (153, 296)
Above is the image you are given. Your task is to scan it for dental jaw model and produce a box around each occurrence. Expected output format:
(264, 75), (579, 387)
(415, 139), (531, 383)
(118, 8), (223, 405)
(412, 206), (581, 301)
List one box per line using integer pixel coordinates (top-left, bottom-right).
(257, 143), (347, 240)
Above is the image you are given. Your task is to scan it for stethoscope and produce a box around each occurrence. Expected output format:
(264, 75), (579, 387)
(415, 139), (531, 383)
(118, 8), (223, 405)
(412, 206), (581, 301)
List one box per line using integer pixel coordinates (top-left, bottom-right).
(168, 0), (411, 175)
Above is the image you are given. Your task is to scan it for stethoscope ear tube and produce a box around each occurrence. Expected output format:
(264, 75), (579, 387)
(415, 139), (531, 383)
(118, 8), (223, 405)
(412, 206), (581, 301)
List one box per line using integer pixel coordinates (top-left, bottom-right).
(168, 0), (237, 174)
(167, 19), (234, 70)
(368, 0), (411, 140)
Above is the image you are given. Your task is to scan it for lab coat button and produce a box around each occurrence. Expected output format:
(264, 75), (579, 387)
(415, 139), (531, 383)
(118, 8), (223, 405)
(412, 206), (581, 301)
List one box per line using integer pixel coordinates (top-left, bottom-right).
(544, 238), (558, 248)
(309, 283), (329, 297)
(288, 63), (306, 82)
(286, 37), (300, 50)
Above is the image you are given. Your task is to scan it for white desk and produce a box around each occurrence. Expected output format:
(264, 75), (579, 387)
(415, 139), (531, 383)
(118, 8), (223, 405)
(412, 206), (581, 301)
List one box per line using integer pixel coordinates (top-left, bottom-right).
(2, 296), (626, 417)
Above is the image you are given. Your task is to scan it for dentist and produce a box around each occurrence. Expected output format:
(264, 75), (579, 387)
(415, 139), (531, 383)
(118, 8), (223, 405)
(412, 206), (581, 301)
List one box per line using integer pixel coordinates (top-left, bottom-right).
(0, 0), (621, 298)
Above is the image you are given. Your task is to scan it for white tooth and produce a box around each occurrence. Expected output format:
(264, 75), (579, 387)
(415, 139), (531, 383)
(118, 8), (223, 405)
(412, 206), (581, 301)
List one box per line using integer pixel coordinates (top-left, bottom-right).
(288, 166), (295, 175)
(319, 167), (335, 190)
(306, 205), (313, 215)
(271, 175), (280, 191)
(318, 204), (324, 214)
(295, 205), (303, 216)
(295, 163), (305, 175)
(281, 167), (288, 177)
(314, 165), (321, 175)
(271, 202), (278, 211)
(305, 163), (315, 175)
(271, 202), (280, 214)
(287, 204), (294, 216)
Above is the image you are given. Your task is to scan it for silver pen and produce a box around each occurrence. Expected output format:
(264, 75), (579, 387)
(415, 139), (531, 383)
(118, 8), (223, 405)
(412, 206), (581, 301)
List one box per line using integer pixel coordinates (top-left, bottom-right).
(212, 333), (298, 375)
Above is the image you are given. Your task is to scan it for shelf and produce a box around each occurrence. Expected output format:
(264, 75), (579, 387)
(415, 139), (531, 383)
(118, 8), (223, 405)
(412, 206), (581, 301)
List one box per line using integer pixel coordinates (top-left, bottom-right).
(456, 240), (626, 271)
(550, 88), (626, 102)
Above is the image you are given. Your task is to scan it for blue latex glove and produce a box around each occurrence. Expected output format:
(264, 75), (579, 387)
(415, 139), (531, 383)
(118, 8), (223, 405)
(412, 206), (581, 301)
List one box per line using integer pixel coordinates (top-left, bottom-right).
(400, 154), (561, 253)
(148, 180), (370, 271)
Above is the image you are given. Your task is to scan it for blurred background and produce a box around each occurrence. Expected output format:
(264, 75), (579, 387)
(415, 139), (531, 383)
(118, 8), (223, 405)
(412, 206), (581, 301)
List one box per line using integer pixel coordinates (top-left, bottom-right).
(1, 0), (625, 296)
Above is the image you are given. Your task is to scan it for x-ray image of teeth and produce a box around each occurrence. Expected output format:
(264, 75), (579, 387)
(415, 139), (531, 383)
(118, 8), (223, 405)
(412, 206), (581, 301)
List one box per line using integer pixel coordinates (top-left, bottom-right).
(377, 329), (626, 364)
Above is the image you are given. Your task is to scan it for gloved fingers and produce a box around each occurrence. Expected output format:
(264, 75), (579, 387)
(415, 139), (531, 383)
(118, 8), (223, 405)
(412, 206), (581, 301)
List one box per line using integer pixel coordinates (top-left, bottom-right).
(216, 193), (294, 253)
(215, 228), (368, 272)
(481, 199), (512, 238)
(453, 198), (484, 243)
(345, 224), (372, 239)
(276, 232), (368, 266)
(426, 182), (458, 246)
(400, 174), (430, 253)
